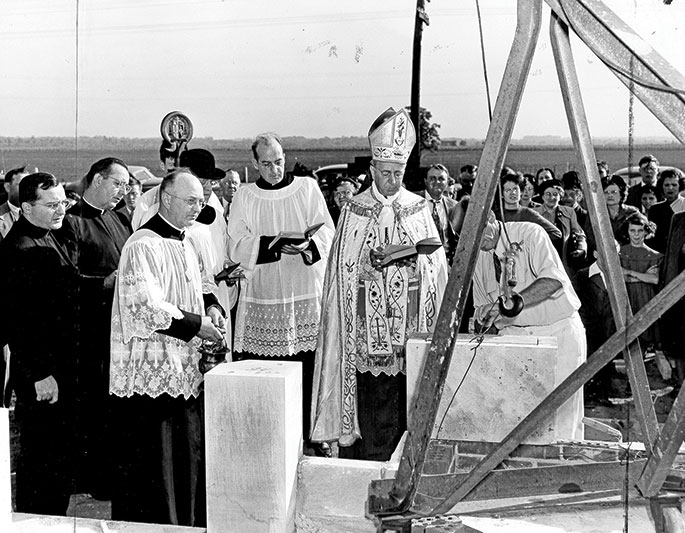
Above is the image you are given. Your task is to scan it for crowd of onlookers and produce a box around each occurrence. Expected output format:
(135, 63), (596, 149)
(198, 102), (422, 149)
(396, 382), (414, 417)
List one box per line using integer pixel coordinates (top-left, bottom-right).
(324, 154), (685, 403)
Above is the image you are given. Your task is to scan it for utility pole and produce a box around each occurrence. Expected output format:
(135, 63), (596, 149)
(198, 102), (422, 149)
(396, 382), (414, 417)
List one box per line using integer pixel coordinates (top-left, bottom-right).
(408, 0), (430, 188)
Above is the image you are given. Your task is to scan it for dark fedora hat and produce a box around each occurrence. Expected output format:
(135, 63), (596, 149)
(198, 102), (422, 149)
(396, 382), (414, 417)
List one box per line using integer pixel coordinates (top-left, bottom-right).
(179, 148), (226, 181)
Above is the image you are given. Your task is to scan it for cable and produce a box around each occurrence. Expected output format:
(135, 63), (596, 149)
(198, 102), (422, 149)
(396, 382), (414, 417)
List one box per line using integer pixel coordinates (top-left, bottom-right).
(435, 302), (499, 437)
(474, 0), (493, 122)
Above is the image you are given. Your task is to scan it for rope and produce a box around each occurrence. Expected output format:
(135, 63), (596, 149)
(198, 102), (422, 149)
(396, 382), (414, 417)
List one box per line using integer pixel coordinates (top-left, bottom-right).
(474, 0), (514, 247)
(474, 0), (493, 121)
(436, 302), (499, 437)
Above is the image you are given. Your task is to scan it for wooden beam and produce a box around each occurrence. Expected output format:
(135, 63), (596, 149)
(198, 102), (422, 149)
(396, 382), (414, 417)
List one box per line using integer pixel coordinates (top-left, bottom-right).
(545, 0), (685, 143)
(638, 385), (685, 497)
(369, 460), (646, 515)
(385, 0), (544, 514)
(549, 4), (660, 450)
(425, 267), (685, 515)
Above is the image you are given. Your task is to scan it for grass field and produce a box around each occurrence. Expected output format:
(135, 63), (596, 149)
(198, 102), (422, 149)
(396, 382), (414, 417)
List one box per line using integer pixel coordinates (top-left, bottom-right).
(2, 145), (684, 183)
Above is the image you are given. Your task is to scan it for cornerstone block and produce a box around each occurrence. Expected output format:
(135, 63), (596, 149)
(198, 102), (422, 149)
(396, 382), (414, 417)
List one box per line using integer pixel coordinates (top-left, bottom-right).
(407, 335), (572, 444)
(205, 360), (302, 533)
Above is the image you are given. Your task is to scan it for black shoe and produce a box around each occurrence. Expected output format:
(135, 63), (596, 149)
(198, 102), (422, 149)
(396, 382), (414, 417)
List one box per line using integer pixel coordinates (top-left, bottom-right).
(312, 442), (332, 458)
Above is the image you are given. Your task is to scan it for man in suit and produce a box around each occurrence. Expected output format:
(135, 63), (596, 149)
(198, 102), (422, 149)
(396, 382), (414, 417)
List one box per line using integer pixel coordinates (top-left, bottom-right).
(0, 165), (30, 239)
(560, 170), (588, 229)
(423, 164), (463, 265)
(648, 168), (685, 253)
(116, 175), (141, 224)
(626, 154), (662, 209)
(218, 169), (241, 221)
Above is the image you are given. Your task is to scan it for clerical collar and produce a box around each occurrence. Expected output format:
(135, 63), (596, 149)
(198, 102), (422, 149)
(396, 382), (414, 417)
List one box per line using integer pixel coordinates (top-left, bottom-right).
(141, 213), (185, 241)
(82, 197), (105, 215)
(15, 214), (51, 238)
(256, 172), (294, 190)
(371, 181), (400, 206)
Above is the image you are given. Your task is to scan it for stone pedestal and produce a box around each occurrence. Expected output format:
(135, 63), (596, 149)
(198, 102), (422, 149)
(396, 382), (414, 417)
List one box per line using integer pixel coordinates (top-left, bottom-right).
(205, 360), (302, 533)
(407, 335), (572, 444)
(1, 408), (11, 532)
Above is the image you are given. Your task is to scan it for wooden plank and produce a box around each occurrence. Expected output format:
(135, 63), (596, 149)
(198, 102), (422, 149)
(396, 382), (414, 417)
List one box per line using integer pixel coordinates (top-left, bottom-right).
(638, 385), (685, 497)
(549, 4), (660, 451)
(386, 0), (545, 515)
(421, 267), (685, 516)
(369, 460), (646, 515)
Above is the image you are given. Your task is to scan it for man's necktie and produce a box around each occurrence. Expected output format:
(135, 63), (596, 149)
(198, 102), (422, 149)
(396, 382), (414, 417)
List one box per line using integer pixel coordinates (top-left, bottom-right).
(432, 200), (444, 242)
(493, 252), (502, 283)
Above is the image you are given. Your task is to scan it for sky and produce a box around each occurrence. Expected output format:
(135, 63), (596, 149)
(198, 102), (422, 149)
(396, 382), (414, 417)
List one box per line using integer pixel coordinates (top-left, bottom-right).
(1, 0), (684, 140)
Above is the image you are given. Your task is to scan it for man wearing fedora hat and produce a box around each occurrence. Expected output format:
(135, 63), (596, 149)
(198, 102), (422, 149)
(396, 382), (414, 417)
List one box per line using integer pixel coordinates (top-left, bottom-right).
(133, 148), (237, 356)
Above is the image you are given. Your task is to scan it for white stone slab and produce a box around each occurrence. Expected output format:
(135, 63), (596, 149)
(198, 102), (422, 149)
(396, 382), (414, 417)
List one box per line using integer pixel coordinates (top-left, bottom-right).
(406, 335), (567, 444)
(205, 360), (302, 533)
(1, 409), (10, 533)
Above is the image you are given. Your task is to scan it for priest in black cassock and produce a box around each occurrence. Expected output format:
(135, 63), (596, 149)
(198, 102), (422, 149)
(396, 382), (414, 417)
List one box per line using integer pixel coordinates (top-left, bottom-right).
(0, 173), (79, 515)
(109, 170), (225, 526)
(57, 157), (132, 499)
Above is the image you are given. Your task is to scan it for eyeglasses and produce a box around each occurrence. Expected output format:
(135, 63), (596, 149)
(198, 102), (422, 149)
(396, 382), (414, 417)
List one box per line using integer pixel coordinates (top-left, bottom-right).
(165, 192), (206, 209)
(33, 200), (71, 211)
(543, 191), (561, 198)
(105, 176), (132, 193)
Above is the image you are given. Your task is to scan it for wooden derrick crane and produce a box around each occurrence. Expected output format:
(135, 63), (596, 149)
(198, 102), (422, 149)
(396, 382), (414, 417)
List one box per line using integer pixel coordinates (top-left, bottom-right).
(368, 0), (685, 531)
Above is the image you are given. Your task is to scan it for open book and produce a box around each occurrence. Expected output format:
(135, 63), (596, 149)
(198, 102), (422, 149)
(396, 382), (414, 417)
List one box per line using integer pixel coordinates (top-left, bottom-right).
(380, 237), (443, 267)
(268, 222), (325, 250)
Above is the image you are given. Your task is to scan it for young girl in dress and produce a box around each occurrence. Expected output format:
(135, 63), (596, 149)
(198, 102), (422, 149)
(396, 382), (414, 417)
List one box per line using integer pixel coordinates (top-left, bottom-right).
(619, 212), (662, 352)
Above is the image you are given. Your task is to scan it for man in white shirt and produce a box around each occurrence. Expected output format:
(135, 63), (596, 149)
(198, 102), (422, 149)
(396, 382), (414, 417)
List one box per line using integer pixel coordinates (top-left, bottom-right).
(473, 213), (586, 440)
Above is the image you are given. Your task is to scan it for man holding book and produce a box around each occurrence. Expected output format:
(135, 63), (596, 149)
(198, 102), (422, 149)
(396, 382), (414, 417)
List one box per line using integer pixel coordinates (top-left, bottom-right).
(310, 108), (448, 460)
(226, 132), (335, 455)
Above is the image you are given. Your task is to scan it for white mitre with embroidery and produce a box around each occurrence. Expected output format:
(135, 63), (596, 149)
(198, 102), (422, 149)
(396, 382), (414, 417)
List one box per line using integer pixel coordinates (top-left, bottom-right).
(368, 107), (417, 164)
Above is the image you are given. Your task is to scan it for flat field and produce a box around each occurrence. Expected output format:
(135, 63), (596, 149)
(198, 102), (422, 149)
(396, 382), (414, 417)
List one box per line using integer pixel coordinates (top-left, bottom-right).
(1, 145), (683, 182)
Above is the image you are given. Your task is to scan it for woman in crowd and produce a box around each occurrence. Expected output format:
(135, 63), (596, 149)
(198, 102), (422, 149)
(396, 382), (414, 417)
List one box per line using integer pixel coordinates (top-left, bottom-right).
(519, 174), (539, 208)
(585, 174), (639, 253)
(534, 178), (587, 275)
